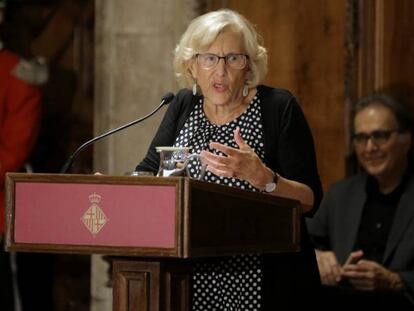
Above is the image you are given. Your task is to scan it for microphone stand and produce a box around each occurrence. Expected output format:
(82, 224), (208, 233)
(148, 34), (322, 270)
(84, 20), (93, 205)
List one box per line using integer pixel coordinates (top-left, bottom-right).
(60, 93), (174, 173)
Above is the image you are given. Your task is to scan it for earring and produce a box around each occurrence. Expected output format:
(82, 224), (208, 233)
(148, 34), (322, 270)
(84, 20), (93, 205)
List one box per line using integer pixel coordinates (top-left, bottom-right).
(192, 82), (197, 95)
(242, 85), (249, 97)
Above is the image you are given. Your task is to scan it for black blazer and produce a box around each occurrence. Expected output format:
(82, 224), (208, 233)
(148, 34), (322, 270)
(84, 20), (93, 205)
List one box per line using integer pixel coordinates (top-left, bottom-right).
(136, 85), (323, 308)
(307, 172), (414, 301)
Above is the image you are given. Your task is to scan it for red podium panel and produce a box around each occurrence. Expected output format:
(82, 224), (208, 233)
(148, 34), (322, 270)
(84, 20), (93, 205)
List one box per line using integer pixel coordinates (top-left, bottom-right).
(6, 174), (186, 257)
(14, 182), (176, 247)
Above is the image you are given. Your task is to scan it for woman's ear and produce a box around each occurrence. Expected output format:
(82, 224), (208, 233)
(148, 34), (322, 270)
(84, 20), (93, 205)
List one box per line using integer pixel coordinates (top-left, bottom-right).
(244, 67), (252, 83)
(187, 59), (198, 79)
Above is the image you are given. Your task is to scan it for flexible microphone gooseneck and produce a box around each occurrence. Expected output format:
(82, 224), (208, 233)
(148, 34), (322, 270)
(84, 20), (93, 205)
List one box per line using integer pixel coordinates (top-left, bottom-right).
(60, 92), (175, 173)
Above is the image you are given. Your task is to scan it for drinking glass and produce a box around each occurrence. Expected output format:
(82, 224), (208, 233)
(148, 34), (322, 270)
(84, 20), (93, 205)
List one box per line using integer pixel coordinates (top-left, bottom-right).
(156, 146), (205, 180)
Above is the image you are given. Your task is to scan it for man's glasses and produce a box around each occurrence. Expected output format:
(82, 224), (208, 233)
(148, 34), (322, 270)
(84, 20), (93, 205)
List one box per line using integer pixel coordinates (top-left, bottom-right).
(195, 53), (249, 70)
(351, 129), (401, 146)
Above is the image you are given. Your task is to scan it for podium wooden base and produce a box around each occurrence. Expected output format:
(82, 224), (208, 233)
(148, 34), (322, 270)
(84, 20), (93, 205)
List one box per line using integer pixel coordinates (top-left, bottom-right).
(113, 258), (192, 311)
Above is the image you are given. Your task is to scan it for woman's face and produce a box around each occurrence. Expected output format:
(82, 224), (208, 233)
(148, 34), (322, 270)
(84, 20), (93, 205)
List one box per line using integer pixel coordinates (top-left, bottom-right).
(190, 31), (249, 108)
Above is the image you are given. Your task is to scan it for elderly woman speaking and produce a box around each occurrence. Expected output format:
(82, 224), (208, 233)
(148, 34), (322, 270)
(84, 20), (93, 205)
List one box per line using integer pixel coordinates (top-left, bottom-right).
(136, 9), (323, 310)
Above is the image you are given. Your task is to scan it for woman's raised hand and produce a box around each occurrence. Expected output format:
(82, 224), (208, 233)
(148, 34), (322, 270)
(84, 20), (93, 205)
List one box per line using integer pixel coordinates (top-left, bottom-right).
(200, 127), (270, 188)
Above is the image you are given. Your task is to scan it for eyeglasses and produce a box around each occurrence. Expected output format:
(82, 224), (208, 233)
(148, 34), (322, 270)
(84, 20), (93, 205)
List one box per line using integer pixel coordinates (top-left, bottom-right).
(195, 53), (249, 70)
(351, 129), (401, 146)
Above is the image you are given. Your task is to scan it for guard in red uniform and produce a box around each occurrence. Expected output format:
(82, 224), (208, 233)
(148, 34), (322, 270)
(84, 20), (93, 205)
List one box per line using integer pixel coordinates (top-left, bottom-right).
(0, 1), (42, 309)
(0, 36), (42, 235)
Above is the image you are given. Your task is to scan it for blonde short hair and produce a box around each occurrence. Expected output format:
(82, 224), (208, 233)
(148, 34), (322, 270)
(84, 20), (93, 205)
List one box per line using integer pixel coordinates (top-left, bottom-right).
(173, 9), (268, 89)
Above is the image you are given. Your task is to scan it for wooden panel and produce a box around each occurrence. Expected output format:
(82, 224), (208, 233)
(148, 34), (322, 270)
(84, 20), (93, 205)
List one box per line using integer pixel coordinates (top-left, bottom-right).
(381, 0), (414, 117)
(113, 259), (192, 311)
(167, 274), (189, 311)
(113, 261), (160, 311)
(355, 0), (382, 97)
(208, 0), (348, 190)
(357, 0), (414, 98)
(163, 262), (192, 311)
(188, 181), (301, 257)
(353, 0), (414, 160)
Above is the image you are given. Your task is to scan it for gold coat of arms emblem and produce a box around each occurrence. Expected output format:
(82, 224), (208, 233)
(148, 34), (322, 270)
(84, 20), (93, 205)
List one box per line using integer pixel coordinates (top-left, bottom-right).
(81, 192), (108, 236)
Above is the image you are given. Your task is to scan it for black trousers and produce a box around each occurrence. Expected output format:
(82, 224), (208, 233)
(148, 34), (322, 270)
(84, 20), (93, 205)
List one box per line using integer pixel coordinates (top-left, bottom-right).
(0, 237), (15, 311)
(0, 237), (55, 311)
(16, 252), (55, 311)
(319, 285), (414, 311)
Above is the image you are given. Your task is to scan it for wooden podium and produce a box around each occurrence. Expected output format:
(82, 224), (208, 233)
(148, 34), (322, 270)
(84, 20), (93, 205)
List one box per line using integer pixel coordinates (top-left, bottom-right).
(5, 173), (301, 311)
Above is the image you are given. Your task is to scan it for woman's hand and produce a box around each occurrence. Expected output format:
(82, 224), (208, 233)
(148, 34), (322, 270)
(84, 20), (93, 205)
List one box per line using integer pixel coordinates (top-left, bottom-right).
(200, 127), (271, 188)
(200, 127), (315, 207)
(315, 249), (343, 286)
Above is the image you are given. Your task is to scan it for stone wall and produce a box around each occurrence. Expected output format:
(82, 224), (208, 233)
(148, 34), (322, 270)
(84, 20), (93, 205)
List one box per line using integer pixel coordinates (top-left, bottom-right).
(92, 1), (197, 309)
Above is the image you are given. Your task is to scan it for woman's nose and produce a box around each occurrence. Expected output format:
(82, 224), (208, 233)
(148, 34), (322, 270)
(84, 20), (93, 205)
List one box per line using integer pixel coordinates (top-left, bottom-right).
(215, 58), (226, 74)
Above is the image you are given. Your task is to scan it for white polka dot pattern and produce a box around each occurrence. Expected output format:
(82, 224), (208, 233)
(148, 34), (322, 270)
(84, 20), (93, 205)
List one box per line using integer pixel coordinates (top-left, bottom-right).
(174, 95), (265, 310)
(174, 95), (265, 191)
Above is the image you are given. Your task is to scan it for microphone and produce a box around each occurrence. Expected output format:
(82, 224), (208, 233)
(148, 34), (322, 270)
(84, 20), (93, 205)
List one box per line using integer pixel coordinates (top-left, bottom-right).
(60, 92), (175, 173)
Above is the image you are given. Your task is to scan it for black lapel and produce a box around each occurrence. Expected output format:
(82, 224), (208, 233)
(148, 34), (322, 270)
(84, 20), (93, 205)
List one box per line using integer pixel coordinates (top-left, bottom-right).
(383, 174), (414, 263)
(340, 174), (367, 261)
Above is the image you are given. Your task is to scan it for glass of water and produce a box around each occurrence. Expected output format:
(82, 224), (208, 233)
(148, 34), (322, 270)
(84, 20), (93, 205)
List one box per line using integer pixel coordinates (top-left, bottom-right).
(156, 146), (205, 180)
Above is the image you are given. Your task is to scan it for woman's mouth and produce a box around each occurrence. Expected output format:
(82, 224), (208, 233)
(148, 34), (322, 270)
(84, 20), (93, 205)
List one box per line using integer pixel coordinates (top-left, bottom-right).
(213, 83), (227, 92)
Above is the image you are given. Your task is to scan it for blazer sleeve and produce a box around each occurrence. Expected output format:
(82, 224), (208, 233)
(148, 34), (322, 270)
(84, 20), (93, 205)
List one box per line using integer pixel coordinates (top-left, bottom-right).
(259, 85), (322, 216)
(276, 95), (323, 216)
(305, 185), (336, 250)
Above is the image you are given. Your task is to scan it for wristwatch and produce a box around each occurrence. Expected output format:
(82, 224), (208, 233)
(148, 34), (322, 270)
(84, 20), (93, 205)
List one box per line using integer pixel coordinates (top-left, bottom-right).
(263, 171), (279, 193)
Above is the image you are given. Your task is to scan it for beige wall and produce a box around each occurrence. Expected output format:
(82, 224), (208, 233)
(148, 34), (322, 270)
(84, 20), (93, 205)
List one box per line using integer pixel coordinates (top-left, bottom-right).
(92, 1), (197, 309)
(94, 0), (197, 176)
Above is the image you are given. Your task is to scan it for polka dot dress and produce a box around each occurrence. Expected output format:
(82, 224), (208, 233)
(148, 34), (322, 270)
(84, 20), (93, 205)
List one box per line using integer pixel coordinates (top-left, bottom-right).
(174, 94), (265, 311)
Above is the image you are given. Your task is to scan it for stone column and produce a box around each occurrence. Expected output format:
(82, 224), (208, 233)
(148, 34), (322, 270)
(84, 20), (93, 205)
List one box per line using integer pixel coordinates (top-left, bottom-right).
(92, 1), (197, 310)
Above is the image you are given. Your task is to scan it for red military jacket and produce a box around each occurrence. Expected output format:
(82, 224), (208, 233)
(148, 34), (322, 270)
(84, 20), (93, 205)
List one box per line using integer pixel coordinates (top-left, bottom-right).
(0, 48), (41, 234)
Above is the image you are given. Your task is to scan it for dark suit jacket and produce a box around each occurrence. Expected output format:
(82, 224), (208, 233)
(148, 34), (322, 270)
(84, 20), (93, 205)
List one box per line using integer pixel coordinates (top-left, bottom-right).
(306, 172), (414, 302)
